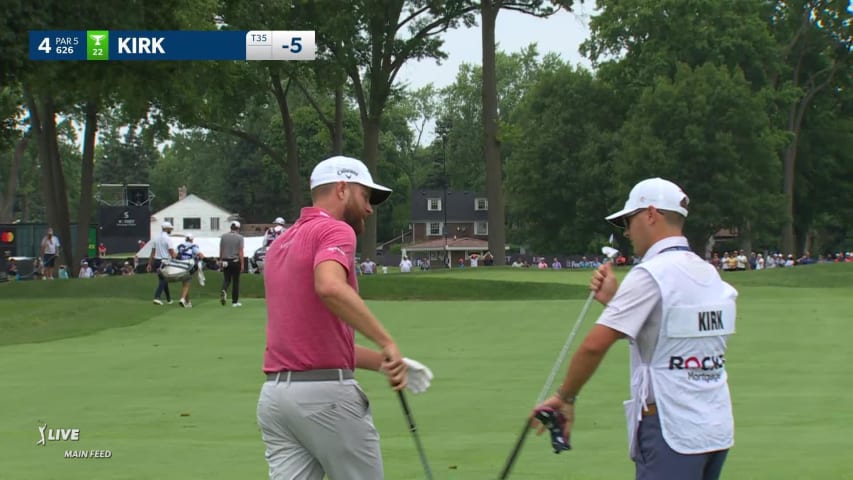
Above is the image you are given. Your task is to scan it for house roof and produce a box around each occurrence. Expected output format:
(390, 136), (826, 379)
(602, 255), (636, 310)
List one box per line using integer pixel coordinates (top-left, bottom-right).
(404, 236), (497, 252)
(151, 194), (234, 218)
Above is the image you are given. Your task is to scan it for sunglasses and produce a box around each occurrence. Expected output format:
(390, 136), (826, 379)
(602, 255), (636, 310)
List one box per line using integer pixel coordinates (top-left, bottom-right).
(619, 208), (648, 229)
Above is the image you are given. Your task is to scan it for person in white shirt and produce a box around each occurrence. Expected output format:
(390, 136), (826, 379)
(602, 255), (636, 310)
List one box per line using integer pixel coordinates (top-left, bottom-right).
(399, 256), (413, 273)
(147, 221), (177, 305)
(40, 227), (61, 280)
(360, 258), (376, 275)
(531, 178), (737, 480)
(78, 261), (93, 279)
(469, 253), (479, 268)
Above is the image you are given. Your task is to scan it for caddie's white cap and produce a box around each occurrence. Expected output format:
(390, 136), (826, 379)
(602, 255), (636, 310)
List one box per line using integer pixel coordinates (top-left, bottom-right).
(161, 221), (173, 229)
(606, 178), (689, 221)
(273, 217), (285, 225)
(231, 221), (241, 229)
(186, 234), (194, 241)
(309, 155), (392, 205)
(273, 225), (284, 233)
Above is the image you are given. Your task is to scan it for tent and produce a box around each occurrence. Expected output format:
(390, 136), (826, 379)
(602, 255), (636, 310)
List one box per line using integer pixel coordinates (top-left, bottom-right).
(135, 234), (265, 259)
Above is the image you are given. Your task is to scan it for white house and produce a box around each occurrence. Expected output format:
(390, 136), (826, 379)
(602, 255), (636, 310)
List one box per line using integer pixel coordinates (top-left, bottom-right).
(150, 193), (236, 239)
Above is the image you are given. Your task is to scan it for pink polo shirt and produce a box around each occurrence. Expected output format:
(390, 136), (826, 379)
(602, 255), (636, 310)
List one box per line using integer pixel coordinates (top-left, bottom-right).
(262, 207), (358, 373)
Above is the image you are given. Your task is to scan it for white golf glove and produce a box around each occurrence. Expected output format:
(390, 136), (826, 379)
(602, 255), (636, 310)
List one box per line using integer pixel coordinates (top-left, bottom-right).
(403, 357), (433, 394)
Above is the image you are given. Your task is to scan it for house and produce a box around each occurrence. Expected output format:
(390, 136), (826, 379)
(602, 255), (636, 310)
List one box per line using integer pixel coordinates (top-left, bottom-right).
(149, 191), (236, 239)
(406, 189), (493, 267)
(409, 189), (489, 242)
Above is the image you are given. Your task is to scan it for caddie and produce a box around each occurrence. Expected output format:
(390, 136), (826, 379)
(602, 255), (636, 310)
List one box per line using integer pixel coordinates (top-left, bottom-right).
(531, 178), (738, 480)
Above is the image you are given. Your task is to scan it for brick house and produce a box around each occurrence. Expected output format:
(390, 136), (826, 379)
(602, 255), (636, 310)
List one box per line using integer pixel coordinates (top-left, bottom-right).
(405, 189), (492, 267)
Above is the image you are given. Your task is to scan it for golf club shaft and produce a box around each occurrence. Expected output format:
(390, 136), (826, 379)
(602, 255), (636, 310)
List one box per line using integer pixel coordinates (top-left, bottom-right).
(498, 418), (534, 479)
(536, 290), (596, 404)
(398, 390), (434, 480)
(499, 288), (599, 479)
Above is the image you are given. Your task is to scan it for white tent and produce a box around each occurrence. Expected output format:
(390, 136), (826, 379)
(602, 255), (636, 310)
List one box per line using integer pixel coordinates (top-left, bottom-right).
(135, 234), (265, 259)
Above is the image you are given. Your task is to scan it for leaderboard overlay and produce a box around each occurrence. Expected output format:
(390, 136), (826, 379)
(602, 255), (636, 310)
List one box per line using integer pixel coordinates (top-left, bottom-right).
(29, 30), (316, 61)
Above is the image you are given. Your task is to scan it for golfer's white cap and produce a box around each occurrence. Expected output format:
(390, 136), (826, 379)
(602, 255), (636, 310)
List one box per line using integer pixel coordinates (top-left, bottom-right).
(309, 155), (392, 205)
(606, 178), (689, 221)
(231, 221), (241, 229)
(161, 221), (173, 229)
(274, 217), (285, 225)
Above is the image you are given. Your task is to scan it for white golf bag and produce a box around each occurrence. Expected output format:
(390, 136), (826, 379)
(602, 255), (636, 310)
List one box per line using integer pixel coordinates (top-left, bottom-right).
(158, 259), (195, 282)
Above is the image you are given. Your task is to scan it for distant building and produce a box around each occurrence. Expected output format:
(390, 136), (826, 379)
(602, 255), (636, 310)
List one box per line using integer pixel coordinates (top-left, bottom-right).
(149, 193), (236, 239)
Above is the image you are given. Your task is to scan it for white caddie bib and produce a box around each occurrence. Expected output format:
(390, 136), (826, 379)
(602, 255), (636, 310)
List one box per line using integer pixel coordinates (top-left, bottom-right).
(624, 248), (737, 457)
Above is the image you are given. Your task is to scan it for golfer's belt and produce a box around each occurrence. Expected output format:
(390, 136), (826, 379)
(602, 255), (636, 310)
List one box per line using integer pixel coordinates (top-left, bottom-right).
(266, 369), (354, 382)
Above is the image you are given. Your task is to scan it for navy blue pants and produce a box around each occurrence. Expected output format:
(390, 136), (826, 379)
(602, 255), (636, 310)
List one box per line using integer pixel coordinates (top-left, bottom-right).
(152, 259), (171, 302)
(635, 413), (728, 480)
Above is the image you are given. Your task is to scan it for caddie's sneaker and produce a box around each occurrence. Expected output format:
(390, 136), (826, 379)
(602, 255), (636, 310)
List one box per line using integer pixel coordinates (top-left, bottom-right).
(153, 299), (163, 306)
(220, 290), (227, 306)
(232, 302), (242, 307)
(179, 298), (187, 308)
(167, 299), (173, 305)
(186, 302), (193, 308)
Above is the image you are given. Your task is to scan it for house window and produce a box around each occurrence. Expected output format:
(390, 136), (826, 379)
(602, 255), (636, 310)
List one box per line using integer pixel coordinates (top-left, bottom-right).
(164, 217), (174, 226)
(183, 217), (201, 230)
(210, 217), (220, 230)
(427, 198), (442, 211)
(475, 221), (488, 235)
(428, 222), (443, 236)
(475, 197), (488, 211)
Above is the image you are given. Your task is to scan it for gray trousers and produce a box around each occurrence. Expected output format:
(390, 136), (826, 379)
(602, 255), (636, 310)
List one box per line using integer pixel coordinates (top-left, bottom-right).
(635, 413), (728, 480)
(257, 378), (383, 480)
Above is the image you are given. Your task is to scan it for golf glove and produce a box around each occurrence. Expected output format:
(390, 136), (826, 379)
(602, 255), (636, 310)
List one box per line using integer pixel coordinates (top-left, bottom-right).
(403, 357), (433, 394)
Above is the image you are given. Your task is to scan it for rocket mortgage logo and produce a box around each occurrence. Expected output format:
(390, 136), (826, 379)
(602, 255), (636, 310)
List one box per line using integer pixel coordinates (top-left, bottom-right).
(36, 423), (112, 459)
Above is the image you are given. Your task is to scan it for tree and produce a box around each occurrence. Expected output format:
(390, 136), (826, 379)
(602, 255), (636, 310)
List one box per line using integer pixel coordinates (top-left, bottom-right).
(770, 0), (852, 254)
(616, 63), (784, 251)
(316, 0), (477, 258)
(477, 0), (573, 265)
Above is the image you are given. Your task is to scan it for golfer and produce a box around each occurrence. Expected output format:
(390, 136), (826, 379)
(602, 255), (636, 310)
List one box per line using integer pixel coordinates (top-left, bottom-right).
(219, 221), (244, 307)
(532, 178), (738, 480)
(147, 221), (176, 305)
(257, 155), (433, 480)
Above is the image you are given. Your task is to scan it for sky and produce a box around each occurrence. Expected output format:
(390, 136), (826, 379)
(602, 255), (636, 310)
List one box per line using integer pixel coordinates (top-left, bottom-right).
(397, 6), (595, 92)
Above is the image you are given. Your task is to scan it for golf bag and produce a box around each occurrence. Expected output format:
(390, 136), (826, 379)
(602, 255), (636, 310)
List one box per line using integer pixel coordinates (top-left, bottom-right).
(158, 259), (196, 282)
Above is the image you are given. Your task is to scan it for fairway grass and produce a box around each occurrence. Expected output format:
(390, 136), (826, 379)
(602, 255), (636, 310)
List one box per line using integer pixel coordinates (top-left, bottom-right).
(1, 265), (851, 479)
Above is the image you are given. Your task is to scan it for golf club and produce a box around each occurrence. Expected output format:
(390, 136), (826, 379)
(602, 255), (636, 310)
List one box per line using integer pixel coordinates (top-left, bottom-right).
(398, 390), (434, 480)
(498, 246), (619, 479)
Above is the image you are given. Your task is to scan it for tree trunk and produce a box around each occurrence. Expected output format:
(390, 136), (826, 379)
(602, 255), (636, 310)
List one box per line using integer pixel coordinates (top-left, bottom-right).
(75, 99), (99, 265)
(481, 1), (506, 265)
(361, 116), (382, 260)
(43, 97), (74, 269)
(0, 129), (30, 223)
(333, 83), (344, 155)
(270, 71), (303, 220)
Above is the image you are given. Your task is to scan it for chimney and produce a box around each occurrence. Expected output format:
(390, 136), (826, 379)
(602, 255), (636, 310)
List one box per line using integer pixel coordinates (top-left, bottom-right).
(178, 185), (187, 201)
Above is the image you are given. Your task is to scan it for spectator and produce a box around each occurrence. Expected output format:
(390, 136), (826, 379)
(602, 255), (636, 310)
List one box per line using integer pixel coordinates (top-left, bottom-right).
(58, 264), (70, 279)
(399, 255), (413, 273)
(537, 258), (548, 269)
(78, 261), (94, 279)
(469, 253), (480, 268)
(551, 257), (563, 270)
(263, 217), (287, 248)
(483, 251), (494, 266)
(40, 227), (61, 280)
(98, 243), (107, 258)
(360, 257), (376, 275)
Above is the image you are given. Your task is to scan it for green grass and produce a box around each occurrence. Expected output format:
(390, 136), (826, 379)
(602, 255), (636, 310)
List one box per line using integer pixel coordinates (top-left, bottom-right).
(0, 264), (851, 479)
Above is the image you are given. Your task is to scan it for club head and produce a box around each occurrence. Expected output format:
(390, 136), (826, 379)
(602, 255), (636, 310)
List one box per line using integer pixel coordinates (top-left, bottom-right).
(601, 246), (619, 259)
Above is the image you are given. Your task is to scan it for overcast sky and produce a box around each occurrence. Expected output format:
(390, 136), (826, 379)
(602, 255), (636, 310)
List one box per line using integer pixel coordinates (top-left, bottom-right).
(397, 6), (595, 91)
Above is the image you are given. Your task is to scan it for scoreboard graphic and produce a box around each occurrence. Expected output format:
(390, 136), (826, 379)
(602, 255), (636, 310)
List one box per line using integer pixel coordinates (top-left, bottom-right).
(29, 30), (316, 61)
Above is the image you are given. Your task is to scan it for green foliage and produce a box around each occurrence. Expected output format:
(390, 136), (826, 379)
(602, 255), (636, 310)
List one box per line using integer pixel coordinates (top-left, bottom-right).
(616, 63), (785, 248)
